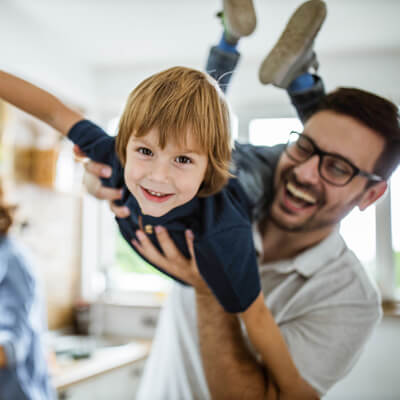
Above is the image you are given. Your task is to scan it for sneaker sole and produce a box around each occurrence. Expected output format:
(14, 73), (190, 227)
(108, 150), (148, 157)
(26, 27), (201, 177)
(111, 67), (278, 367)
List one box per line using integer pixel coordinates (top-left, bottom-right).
(223, 0), (257, 37)
(259, 0), (327, 87)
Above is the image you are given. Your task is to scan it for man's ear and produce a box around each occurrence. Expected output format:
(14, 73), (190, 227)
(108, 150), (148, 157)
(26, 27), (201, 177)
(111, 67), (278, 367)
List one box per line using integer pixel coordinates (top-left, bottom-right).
(358, 181), (388, 211)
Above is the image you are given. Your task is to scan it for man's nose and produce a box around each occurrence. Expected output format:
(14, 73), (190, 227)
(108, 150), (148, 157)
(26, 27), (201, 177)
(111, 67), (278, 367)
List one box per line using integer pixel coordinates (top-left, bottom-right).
(293, 155), (320, 185)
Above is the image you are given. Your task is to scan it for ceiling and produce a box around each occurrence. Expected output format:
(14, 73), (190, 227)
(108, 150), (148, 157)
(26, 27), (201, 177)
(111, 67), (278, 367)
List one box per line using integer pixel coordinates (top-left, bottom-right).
(2, 0), (400, 123)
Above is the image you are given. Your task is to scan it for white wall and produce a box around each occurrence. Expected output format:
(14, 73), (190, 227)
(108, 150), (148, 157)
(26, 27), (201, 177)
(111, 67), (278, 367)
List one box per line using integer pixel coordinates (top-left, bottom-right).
(325, 317), (400, 400)
(0, 1), (94, 109)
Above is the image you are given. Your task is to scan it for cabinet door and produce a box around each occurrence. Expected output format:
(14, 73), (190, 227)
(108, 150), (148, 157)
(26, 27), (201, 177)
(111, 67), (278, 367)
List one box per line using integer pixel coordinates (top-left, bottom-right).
(59, 359), (147, 400)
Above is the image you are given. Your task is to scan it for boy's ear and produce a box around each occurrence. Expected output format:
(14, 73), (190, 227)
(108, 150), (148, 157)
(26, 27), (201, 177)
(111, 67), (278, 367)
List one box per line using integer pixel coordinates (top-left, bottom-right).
(358, 181), (387, 211)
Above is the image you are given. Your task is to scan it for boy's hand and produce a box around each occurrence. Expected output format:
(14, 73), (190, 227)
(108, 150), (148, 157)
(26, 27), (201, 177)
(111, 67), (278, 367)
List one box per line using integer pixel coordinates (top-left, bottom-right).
(132, 226), (211, 295)
(73, 145), (130, 218)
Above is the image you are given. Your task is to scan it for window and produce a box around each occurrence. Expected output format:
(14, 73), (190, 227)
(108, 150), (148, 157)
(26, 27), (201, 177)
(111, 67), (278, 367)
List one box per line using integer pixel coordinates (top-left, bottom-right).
(391, 167), (400, 291)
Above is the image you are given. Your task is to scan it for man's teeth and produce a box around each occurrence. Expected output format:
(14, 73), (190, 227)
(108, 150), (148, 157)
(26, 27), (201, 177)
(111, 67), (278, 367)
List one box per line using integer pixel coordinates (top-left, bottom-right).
(286, 182), (317, 204)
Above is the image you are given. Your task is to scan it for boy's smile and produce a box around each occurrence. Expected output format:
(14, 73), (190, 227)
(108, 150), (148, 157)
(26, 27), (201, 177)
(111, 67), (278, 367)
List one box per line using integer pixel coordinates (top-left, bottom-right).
(124, 127), (208, 217)
(140, 186), (174, 203)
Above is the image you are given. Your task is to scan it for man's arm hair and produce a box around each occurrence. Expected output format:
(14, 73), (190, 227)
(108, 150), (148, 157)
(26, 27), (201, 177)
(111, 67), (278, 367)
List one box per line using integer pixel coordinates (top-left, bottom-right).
(196, 290), (281, 400)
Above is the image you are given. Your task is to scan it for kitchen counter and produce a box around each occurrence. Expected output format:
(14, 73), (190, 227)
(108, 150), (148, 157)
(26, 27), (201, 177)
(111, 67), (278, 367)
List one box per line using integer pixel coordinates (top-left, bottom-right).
(52, 337), (151, 392)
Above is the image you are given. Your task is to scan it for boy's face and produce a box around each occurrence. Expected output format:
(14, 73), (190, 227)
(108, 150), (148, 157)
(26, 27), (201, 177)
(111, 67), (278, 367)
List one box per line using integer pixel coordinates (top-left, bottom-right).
(270, 110), (386, 234)
(124, 127), (208, 217)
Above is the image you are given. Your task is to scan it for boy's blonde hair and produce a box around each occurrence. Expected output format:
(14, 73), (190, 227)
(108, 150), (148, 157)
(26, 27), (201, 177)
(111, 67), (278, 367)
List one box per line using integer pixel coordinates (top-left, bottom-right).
(116, 66), (232, 197)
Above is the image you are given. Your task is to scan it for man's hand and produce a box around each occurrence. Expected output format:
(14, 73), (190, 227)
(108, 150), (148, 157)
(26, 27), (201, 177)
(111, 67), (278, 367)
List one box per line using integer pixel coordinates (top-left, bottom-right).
(132, 226), (210, 294)
(73, 145), (130, 218)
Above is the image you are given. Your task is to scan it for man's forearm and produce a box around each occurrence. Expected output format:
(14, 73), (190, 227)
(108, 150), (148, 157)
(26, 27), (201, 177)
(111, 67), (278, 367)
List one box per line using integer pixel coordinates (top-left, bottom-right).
(196, 291), (276, 400)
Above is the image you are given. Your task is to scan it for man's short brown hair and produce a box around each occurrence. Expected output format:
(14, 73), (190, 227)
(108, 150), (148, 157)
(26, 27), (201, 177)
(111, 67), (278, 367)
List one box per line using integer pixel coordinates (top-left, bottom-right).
(116, 66), (232, 197)
(316, 87), (400, 181)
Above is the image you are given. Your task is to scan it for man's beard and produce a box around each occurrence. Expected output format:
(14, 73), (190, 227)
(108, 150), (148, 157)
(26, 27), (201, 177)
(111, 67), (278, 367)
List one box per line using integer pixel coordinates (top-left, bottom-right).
(268, 168), (361, 233)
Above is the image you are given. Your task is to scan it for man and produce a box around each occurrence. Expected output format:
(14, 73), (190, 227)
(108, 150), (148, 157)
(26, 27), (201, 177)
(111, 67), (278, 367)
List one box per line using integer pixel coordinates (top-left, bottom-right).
(80, 1), (400, 398)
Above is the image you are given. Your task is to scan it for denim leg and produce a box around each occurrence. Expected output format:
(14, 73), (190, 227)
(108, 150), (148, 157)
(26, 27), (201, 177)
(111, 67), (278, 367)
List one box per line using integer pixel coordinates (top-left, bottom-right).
(288, 75), (326, 123)
(205, 46), (241, 93)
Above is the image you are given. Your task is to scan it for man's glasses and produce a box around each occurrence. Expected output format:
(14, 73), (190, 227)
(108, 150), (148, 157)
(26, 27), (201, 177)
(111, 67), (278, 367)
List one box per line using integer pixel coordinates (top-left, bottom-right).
(285, 131), (384, 187)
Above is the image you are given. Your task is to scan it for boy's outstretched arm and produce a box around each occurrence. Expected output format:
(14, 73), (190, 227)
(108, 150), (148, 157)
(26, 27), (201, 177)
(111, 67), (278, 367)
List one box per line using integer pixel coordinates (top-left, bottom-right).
(0, 70), (83, 135)
(241, 295), (319, 399)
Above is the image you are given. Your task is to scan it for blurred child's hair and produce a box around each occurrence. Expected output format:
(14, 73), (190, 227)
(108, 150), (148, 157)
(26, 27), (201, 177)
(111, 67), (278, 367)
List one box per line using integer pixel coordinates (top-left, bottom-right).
(0, 180), (14, 235)
(116, 66), (232, 197)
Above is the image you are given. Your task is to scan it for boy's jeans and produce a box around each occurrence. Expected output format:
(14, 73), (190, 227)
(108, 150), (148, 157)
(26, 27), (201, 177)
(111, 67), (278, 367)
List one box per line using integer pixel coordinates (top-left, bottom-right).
(205, 46), (326, 123)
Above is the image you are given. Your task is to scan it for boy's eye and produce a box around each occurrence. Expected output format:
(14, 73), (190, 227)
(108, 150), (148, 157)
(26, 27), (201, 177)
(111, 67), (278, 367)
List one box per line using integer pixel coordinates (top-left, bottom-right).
(175, 155), (192, 164)
(138, 147), (153, 156)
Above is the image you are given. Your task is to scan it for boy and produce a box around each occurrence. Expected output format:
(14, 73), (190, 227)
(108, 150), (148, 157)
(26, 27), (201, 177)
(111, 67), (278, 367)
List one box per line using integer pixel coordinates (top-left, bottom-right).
(0, 65), (316, 397)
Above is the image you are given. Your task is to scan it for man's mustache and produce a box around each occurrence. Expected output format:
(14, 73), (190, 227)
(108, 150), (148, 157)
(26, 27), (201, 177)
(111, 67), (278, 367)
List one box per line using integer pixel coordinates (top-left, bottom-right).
(281, 168), (325, 206)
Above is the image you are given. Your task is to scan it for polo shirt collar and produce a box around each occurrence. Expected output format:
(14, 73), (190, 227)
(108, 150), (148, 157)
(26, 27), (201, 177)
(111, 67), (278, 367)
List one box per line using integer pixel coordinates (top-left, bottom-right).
(293, 227), (345, 277)
(255, 226), (345, 277)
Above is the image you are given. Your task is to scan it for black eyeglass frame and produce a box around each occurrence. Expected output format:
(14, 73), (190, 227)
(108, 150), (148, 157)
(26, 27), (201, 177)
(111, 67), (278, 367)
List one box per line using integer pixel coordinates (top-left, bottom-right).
(285, 131), (385, 187)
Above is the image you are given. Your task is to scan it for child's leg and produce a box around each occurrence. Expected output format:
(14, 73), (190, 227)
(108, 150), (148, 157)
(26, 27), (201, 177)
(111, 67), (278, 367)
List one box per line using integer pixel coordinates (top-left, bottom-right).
(258, 0), (327, 122)
(205, 0), (256, 93)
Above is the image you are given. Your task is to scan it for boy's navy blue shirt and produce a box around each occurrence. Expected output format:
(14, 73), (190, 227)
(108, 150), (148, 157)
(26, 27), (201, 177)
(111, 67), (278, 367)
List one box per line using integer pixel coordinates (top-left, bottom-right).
(69, 120), (264, 312)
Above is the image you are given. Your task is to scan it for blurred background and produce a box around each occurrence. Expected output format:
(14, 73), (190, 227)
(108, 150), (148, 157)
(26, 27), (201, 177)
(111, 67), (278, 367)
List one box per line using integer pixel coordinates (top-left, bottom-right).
(0, 1), (399, 399)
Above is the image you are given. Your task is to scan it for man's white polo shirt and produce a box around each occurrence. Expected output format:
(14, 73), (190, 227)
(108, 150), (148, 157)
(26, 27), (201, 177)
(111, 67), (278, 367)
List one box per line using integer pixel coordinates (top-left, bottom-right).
(137, 228), (381, 399)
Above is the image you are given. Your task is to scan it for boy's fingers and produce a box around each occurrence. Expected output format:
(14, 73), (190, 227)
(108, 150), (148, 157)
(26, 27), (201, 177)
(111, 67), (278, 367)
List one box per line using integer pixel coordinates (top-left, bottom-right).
(109, 202), (130, 218)
(84, 160), (112, 178)
(73, 144), (87, 158)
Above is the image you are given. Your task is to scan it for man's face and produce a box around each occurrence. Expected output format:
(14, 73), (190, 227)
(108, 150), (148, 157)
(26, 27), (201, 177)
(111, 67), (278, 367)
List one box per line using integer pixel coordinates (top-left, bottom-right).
(270, 111), (386, 233)
(124, 127), (208, 217)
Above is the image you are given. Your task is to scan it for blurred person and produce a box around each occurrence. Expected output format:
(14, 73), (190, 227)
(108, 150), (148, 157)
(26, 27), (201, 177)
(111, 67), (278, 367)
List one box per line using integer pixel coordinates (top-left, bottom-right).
(0, 181), (56, 400)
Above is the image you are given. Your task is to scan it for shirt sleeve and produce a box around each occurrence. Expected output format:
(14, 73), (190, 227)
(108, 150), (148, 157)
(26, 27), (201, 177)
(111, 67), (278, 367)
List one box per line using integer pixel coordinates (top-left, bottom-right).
(0, 252), (35, 367)
(195, 227), (261, 313)
(232, 143), (284, 222)
(279, 301), (381, 396)
(68, 119), (124, 188)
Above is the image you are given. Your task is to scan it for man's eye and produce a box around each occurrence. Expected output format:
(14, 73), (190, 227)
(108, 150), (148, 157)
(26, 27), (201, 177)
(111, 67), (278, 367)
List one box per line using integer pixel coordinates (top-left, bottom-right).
(326, 160), (351, 176)
(138, 147), (153, 156)
(175, 155), (192, 164)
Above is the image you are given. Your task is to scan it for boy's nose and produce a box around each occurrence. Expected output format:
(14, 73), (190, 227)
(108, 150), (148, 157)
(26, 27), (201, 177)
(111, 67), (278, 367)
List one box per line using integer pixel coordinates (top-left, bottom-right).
(293, 155), (320, 185)
(150, 162), (170, 183)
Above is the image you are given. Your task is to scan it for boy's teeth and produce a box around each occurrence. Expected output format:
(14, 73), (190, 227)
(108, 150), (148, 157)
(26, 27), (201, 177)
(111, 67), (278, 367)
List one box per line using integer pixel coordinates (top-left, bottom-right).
(286, 182), (316, 204)
(148, 190), (163, 197)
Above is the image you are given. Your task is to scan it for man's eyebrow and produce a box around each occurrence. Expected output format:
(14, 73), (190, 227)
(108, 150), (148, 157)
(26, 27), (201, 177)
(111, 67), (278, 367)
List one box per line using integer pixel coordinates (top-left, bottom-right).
(302, 132), (360, 165)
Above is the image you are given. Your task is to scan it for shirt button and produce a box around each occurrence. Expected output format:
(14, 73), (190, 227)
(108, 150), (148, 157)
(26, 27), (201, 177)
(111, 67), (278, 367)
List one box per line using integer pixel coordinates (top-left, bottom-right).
(144, 224), (153, 234)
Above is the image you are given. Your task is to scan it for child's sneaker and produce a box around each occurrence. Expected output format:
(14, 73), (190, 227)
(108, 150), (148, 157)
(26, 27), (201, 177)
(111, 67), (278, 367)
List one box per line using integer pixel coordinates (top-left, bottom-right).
(258, 0), (327, 88)
(223, 0), (256, 38)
